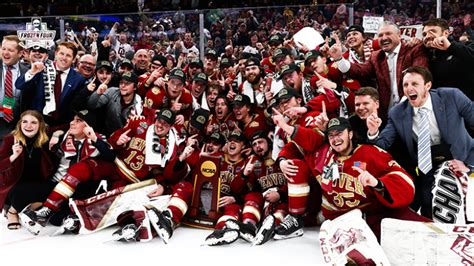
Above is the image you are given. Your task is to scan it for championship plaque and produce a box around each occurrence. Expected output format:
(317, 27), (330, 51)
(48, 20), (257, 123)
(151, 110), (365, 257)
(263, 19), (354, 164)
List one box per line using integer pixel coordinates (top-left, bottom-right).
(183, 155), (222, 229)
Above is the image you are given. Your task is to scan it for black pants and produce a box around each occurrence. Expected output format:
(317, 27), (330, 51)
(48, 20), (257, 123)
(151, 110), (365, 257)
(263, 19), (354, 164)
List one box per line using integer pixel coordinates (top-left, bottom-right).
(7, 179), (102, 225)
(410, 170), (435, 219)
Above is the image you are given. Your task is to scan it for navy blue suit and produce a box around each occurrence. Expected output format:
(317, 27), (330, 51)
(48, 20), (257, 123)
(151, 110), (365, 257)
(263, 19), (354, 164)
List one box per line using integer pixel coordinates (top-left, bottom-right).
(15, 68), (85, 127)
(376, 87), (474, 165)
(375, 87), (473, 218)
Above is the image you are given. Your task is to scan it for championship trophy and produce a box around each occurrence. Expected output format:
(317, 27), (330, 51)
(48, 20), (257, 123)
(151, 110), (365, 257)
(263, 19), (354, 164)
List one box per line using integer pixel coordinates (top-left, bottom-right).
(183, 155), (222, 229)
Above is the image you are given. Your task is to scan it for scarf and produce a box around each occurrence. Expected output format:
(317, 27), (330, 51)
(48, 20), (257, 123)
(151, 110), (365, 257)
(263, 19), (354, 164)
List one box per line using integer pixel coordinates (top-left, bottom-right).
(242, 80), (265, 106)
(42, 59), (57, 115)
(145, 126), (181, 167)
(61, 132), (100, 162)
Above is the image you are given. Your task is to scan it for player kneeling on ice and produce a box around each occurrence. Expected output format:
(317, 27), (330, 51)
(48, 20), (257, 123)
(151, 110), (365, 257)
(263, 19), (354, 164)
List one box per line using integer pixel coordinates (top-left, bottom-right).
(271, 114), (431, 242)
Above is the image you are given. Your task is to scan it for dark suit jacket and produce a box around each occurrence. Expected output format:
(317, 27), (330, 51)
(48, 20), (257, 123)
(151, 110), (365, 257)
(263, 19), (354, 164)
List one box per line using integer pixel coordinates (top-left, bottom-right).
(15, 67), (85, 126)
(0, 61), (28, 119)
(375, 88), (474, 165)
(347, 43), (429, 116)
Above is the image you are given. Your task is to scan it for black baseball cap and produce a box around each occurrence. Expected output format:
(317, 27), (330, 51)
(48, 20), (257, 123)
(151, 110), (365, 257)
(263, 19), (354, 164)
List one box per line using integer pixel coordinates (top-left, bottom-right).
(168, 68), (186, 83)
(272, 48), (291, 60)
(119, 59), (134, 69)
(250, 130), (270, 144)
(326, 117), (352, 133)
(193, 72), (208, 85)
(347, 24), (365, 35)
(152, 54), (167, 67)
(275, 87), (302, 101)
(74, 109), (96, 127)
(188, 58), (204, 69)
(96, 60), (113, 72)
(205, 49), (218, 59)
(220, 57), (234, 68)
(190, 109), (210, 131)
(245, 57), (260, 68)
(228, 130), (246, 142)
(231, 94), (252, 107)
(268, 35), (283, 46)
(279, 63), (299, 79)
(304, 50), (322, 65)
(121, 71), (138, 84)
(208, 132), (225, 146)
(155, 108), (176, 125)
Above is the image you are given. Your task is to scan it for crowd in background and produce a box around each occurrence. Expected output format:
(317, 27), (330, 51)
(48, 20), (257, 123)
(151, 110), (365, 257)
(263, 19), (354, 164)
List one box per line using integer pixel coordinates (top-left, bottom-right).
(0, 1), (472, 254)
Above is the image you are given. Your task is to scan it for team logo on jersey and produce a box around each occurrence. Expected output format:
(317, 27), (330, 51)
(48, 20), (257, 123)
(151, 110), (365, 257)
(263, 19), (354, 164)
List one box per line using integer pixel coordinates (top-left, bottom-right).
(249, 121), (260, 128)
(152, 87), (160, 94)
(139, 122), (148, 129)
(137, 127), (145, 135)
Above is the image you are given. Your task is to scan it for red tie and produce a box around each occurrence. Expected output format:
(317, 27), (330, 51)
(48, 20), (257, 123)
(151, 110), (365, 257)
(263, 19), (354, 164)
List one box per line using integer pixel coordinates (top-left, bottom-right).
(54, 70), (63, 115)
(3, 65), (14, 122)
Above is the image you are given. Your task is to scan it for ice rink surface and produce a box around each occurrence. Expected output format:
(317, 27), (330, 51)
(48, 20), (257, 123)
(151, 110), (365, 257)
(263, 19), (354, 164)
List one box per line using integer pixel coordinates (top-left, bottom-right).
(0, 218), (325, 266)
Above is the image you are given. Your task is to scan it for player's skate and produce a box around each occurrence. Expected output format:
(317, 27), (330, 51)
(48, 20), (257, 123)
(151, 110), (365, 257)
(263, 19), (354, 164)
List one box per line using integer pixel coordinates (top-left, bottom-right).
(51, 214), (80, 236)
(225, 219), (257, 243)
(203, 227), (239, 246)
(147, 207), (174, 244)
(112, 224), (140, 242)
(252, 215), (276, 245)
(19, 204), (53, 235)
(273, 214), (303, 240)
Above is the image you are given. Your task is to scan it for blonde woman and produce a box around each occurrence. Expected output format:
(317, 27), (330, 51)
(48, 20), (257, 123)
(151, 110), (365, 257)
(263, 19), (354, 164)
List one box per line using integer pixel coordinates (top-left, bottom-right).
(0, 110), (55, 230)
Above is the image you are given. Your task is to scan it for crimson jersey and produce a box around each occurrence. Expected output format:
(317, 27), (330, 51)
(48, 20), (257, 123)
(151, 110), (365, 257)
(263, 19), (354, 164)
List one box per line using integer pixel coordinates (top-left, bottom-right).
(143, 85), (193, 118)
(246, 155), (287, 199)
(240, 112), (271, 141)
(261, 56), (276, 74)
(219, 155), (248, 200)
(319, 144), (415, 220)
(108, 117), (185, 186)
(206, 113), (238, 139)
(137, 72), (152, 98)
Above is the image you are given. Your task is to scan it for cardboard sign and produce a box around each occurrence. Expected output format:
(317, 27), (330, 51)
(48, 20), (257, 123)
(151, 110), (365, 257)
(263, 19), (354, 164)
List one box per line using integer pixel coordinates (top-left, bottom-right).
(293, 27), (325, 50)
(400, 25), (423, 41)
(363, 16), (384, 33)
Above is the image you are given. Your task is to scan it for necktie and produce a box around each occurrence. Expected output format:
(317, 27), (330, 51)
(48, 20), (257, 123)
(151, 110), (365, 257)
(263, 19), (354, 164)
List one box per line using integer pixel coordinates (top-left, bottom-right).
(53, 70), (63, 118)
(3, 65), (14, 122)
(387, 53), (399, 108)
(417, 108), (432, 174)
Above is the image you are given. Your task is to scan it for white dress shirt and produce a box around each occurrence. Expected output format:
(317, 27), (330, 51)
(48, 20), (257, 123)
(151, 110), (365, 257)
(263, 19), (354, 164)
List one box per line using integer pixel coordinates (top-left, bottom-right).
(413, 95), (441, 146)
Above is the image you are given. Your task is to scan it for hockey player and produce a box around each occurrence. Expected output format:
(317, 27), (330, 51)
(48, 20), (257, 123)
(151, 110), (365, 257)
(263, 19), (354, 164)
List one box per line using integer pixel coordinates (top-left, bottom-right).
(206, 94), (238, 139)
(19, 110), (116, 235)
(143, 68), (193, 122)
(231, 94), (271, 140)
(272, 115), (430, 240)
(203, 130), (253, 245)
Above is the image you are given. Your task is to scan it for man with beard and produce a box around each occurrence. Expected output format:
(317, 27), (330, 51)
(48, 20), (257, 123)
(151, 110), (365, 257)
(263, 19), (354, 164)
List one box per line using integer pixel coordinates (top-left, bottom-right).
(143, 68), (193, 123)
(329, 21), (429, 116)
(132, 49), (151, 76)
(272, 115), (428, 240)
(238, 57), (268, 108)
(87, 72), (143, 136)
(206, 94), (238, 139)
(231, 94), (270, 140)
(76, 54), (96, 82)
(422, 18), (474, 100)
(204, 130), (253, 246)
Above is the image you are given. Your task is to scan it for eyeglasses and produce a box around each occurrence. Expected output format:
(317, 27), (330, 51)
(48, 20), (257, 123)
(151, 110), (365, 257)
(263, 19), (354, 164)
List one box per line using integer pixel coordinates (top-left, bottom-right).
(80, 61), (95, 66)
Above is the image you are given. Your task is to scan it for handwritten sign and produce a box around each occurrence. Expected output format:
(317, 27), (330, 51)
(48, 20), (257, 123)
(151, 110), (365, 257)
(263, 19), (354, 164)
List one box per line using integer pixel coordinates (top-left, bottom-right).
(363, 16), (384, 33)
(400, 25), (423, 41)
